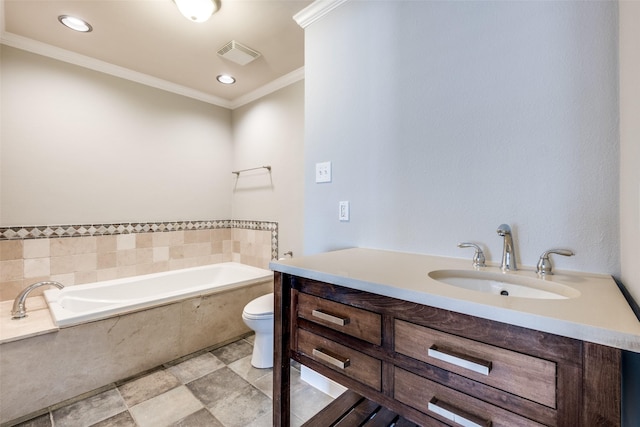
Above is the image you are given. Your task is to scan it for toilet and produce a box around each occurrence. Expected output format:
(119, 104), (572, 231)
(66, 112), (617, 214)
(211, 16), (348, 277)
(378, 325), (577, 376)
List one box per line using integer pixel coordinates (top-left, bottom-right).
(242, 293), (274, 368)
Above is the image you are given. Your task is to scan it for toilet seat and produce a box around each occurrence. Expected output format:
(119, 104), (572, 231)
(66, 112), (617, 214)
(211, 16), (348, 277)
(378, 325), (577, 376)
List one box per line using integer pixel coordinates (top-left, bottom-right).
(242, 293), (274, 320)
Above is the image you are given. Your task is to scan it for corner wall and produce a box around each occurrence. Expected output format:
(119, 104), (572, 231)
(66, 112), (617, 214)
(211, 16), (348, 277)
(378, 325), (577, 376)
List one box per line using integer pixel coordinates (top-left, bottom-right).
(231, 81), (305, 258)
(303, 0), (619, 274)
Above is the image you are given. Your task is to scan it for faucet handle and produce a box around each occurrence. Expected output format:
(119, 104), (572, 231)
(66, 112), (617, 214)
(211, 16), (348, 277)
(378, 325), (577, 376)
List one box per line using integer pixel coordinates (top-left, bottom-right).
(536, 249), (575, 276)
(457, 242), (486, 268)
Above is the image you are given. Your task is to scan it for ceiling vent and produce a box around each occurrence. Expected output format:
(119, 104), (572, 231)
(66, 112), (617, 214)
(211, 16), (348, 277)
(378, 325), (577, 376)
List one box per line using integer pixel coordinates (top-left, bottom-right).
(217, 40), (261, 66)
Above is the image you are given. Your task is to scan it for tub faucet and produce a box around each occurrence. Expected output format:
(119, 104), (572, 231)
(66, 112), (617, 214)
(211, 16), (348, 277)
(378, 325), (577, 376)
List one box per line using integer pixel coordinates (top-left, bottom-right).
(11, 281), (64, 320)
(497, 224), (517, 272)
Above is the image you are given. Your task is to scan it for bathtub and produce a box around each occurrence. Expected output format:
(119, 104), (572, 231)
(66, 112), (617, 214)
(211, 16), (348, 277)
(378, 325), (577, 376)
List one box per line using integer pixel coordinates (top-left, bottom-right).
(2, 262), (273, 425)
(44, 262), (273, 327)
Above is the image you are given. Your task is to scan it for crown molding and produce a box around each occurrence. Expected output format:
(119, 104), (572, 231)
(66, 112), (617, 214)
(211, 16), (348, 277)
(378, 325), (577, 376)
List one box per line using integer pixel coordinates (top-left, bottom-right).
(230, 67), (305, 109)
(1, 31), (304, 110)
(293, 0), (349, 28)
(1, 31), (234, 108)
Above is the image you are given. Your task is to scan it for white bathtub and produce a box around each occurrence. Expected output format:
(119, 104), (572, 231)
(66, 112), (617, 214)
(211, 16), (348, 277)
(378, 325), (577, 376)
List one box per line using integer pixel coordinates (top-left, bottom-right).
(44, 262), (273, 327)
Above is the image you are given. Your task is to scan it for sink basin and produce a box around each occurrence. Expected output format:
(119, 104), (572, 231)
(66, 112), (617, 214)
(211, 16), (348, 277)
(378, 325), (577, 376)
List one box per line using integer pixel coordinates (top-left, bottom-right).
(428, 269), (581, 299)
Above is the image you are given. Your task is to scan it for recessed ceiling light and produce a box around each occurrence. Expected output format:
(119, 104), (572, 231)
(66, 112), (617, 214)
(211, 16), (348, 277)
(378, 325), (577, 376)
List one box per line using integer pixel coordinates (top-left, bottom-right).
(217, 74), (236, 85)
(58, 15), (93, 32)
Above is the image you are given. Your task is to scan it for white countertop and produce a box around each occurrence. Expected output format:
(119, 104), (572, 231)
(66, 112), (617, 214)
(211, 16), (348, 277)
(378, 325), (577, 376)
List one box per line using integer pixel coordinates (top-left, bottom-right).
(270, 248), (640, 353)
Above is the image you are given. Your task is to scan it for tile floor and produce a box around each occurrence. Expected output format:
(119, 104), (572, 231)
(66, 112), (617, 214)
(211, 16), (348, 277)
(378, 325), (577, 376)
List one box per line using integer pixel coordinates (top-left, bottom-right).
(14, 336), (334, 427)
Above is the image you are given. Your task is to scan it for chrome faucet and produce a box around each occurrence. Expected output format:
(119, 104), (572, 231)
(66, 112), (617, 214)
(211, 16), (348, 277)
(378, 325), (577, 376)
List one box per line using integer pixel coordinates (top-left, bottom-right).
(11, 281), (64, 319)
(457, 242), (486, 268)
(536, 249), (575, 276)
(496, 224), (517, 271)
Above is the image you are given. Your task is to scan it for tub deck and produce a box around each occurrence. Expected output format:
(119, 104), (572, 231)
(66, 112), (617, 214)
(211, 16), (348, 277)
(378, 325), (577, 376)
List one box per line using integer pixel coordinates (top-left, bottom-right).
(0, 296), (58, 344)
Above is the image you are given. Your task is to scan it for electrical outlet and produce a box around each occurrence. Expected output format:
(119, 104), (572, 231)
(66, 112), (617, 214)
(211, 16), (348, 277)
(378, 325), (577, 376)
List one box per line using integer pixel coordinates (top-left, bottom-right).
(339, 201), (350, 221)
(315, 161), (332, 183)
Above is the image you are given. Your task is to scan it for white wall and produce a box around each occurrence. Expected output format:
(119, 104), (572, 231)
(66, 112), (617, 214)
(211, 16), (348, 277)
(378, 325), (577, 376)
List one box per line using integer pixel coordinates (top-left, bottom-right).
(619, 1), (640, 304)
(231, 81), (305, 258)
(0, 46), (233, 225)
(303, 0), (619, 275)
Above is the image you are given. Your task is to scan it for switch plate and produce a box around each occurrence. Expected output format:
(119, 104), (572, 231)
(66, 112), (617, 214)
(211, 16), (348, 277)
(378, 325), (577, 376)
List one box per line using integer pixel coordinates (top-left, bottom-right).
(315, 161), (332, 183)
(339, 201), (350, 221)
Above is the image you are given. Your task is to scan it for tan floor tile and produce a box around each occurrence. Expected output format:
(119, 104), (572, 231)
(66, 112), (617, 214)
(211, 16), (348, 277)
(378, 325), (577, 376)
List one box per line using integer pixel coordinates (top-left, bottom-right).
(51, 388), (126, 427)
(129, 385), (202, 427)
(168, 352), (225, 384)
(118, 369), (181, 407)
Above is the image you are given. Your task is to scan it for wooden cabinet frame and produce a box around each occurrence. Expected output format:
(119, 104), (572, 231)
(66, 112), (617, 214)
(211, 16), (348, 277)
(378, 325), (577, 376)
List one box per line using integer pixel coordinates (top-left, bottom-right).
(273, 272), (621, 426)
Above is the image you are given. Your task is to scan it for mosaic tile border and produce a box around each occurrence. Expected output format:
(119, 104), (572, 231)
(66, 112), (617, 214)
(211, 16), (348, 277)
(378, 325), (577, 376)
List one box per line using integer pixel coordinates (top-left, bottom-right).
(0, 220), (279, 259)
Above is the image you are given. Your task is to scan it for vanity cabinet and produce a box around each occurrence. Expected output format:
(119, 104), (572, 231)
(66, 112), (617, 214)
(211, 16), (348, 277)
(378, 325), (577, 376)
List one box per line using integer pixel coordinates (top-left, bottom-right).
(273, 272), (621, 427)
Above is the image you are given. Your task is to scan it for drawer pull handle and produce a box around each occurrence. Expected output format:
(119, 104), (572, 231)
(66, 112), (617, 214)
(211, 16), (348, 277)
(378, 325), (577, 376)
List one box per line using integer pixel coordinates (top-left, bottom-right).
(312, 348), (350, 369)
(312, 309), (350, 326)
(428, 397), (492, 427)
(428, 345), (492, 376)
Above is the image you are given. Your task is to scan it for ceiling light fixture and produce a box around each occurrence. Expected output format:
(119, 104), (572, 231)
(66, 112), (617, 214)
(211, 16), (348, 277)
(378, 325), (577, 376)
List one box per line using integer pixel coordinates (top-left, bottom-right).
(217, 74), (236, 85)
(173, 0), (218, 23)
(58, 15), (93, 32)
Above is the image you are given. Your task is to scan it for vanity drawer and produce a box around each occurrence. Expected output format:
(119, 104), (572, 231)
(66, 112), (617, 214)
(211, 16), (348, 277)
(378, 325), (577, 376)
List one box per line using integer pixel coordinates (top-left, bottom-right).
(297, 292), (381, 345)
(394, 367), (546, 427)
(297, 329), (382, 391)
(395, 319), (556, 408)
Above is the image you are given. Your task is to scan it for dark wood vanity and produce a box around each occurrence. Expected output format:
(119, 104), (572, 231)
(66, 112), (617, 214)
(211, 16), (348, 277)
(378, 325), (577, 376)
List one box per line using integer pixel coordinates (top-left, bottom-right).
(273, 272), (621, 426)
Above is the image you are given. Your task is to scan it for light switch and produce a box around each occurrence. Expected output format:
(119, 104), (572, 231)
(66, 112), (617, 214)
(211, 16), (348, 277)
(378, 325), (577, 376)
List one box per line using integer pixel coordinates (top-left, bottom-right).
(315, 161), (332, 183)
(339, 201), (349, 221)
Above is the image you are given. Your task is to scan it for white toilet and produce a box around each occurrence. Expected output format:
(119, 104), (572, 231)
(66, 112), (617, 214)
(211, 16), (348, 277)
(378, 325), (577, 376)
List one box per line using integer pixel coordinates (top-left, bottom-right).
(242, 293), (274, 368)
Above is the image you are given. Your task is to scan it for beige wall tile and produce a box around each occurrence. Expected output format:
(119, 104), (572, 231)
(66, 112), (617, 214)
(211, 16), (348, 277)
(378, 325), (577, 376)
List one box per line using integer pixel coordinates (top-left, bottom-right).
(153, 247), (169, 262)
(75, 271), (97, 285)
(50, 238), (75, 257)
(117, 265), (137, 278)
(169, 231), (184, 246)
(98, 252), (117, 270)
(117, 234), (136, 251)
(50, 256), (74, 275)
(137, 248), (153, 265)
(73, 253), (98, 272)
(152, 261), (169, 273)
(152, 232), (171, 247)
(136, 263), (154, 276)
(169, 259), (188, 270)
(0, 240), (23, 261)
(24, 258), (50, 278)
(117, 249), (137, 267)
(136, 233), (153, 248)
(50, 273), (75, 286)
(97, 235), (117, 253)
(184, 231), (201, 244)
(184, 243), (210, 258)
(97, 268), (118, 282)
(0, 260), (23, 281)
(169, 246), (184, 260)
(211, 240), (223, 254)
(23, 239), (50, 259)
(0, 225), (277, 302)
(73, 237), (97, 254)
(0, 280), (23, 301)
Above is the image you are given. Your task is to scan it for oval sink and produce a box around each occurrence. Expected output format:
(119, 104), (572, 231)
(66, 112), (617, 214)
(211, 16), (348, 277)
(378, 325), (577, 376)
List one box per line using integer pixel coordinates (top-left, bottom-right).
(428, 269), (581, 299)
